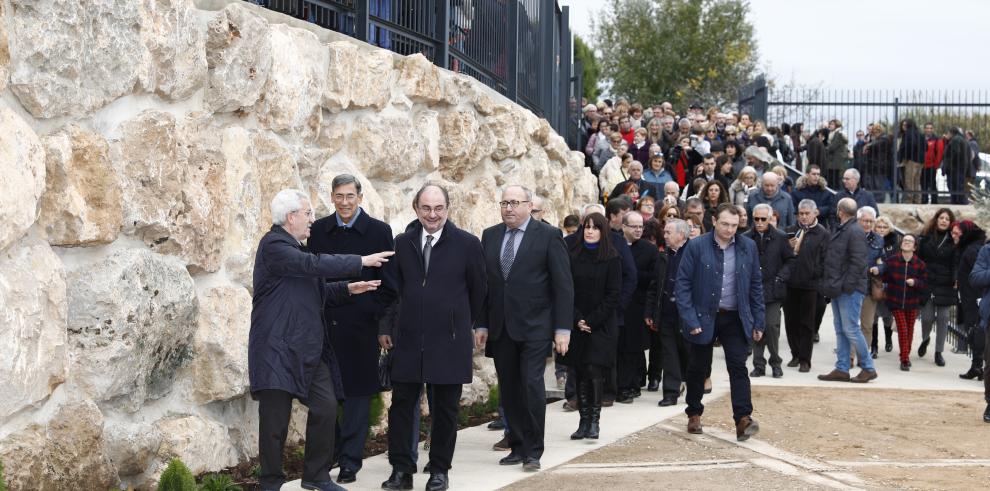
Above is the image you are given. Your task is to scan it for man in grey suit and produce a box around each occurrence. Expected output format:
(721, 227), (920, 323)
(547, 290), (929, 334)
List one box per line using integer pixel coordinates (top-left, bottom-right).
(477, 185), (574, 472)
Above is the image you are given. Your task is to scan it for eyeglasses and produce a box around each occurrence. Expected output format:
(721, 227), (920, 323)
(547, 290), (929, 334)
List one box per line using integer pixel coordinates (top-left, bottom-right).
(292, 209), (314, 218)
(752, 216), (769, 222)
(530, 209), (543, 215)
(727, 132), (737, 136)
(418, 205), (447, 215)
(499, 200), (531, 209)
(333, 193), (359, 201)
(624, 225), (644, 230)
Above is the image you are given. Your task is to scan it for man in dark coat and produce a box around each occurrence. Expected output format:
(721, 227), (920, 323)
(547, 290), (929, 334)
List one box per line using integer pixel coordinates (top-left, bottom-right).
(829, 168), (877, 229)
(943, 127), (971, 204)
(379, 184), (487, 491)
(609, 161), (660, 202)
(675, 204), (765, 441)
(479, 185), (574, 472)
(783, 199), (829, 372)
(791, 165), (832, 220)
(307, 175), (395, 484)
(966, 241), (990, 422)
(745, 204), (794, 378)
(249, 189), (391, 491)
(604, 198), (639, 404)
(645, 219), (689, 406)
(617, 211), (659, 402)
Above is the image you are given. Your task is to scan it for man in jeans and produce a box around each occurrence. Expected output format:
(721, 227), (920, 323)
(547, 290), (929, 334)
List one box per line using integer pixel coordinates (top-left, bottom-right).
(966, 240), (990, 422)
(818, 198), (879, 384)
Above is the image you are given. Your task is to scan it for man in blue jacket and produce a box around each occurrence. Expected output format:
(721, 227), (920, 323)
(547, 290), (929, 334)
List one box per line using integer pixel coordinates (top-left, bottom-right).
(675, 203), (765, 441)
(968, 241), (990, 423)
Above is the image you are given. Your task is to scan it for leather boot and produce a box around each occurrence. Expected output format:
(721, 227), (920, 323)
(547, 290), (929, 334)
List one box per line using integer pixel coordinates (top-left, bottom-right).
(586, 376), (602, 439)
(570, 378), (591, 440)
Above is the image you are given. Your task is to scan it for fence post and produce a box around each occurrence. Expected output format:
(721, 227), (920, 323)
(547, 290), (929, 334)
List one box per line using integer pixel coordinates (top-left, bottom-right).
(559, 5), (571, 136)
(436, 0), (450, 68)
(893, 96), (900, 203)
(355, 0), (369, 43)
(572, 61), (583, 150)
(506, 0), (518, 101)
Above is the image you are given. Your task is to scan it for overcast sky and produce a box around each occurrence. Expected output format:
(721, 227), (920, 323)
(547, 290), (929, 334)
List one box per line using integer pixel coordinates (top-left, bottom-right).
(561, 0), (990, 91)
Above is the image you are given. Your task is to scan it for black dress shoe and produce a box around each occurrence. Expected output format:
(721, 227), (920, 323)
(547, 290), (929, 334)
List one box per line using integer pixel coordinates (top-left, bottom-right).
(615, 392), (634, 404)
(337, 468), (357, 484)
(499, 453), (524, 465)
(522, 458), (541, 472)
(960, 368), (984, 380)
(871, 348), (878, 359)
(918, 338), (929, 357)
(381, 470), (413, 490)
(984, 404), (990, 423)
(425, 472), (449, 491)
(900, 362), (910, 371)
(771, 366), (783, 378)
(749, 367), (765, 377)
(646, 379), (660, 392)
(658, 396), (677, 407)
(787, 358), (799, 368)
(885, 340), (893, 352)
(813, 333), (820, 343)
(934, 352), (945, 366)
(487, 419), (505, 430)
(302, 479), (346, 491)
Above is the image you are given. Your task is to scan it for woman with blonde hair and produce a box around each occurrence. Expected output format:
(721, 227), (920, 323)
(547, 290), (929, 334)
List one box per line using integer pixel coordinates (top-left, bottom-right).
(729, 166), (759, 206)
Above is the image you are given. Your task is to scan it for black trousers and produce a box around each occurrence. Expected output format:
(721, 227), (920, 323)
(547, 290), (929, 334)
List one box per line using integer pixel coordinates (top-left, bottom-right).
(659, 323), (689, 397)
(784, 288), (818, 364)
(494, 334), (549, 460)
(334, 394), (371, 473)
(647, 328), (663, 381)
(257, 361), (336, 489)
(984, 321), (990, 403)
(814, 293), (827, 335)
(387, 382), (461, 474)
(616, 350), (646, 393)
(685, 311), (752, 423)
(921, 167), (939, 204)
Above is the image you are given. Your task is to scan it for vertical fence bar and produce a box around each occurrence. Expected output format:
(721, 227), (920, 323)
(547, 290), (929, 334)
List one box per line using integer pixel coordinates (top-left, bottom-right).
(893, 95), (900, 203)
(355, 0), (369, 42)
(436, 0), (450, 69)
(560, 5), (572, 141)
(506, 0), (519, 101)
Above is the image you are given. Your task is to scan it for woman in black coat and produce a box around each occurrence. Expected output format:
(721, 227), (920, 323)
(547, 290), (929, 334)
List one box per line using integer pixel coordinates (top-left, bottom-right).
(954, 221), (987, 380)
(917, 208), (958, 366)
(560, 212), (621, 440)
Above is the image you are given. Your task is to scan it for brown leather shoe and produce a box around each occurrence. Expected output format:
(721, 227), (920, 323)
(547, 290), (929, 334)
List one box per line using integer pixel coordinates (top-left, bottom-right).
(602, 399), (614, 407)
(687, 415), (703, 434)
(850, 369), (878, 383)
(817, 369), (850, 382)
(736, 416), (759, 441)
(798, 362), (810, 373)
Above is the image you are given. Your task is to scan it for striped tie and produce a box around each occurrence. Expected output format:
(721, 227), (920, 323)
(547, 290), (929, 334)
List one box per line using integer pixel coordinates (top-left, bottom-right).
(501, 228), (519, 277)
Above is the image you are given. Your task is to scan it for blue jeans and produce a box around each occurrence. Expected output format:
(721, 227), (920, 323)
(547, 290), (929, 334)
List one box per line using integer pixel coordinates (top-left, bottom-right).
(832, 292), (875, 372)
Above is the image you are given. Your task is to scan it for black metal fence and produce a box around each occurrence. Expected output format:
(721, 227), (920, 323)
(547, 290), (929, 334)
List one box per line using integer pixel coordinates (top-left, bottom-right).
(248, 0), (576, 144)
(739, 75), (990, 203)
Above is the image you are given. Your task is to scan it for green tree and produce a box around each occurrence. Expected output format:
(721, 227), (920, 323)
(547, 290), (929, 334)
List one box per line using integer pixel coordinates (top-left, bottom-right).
(593, 0), (759, 108)
(157, 459), (197, 491)
(573, 35), (601, 102)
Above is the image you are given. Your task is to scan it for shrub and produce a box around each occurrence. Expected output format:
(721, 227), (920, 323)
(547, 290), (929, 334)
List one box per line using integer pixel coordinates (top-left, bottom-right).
(198, 473), (242, 491)
(157, 459), (197, 491)
(0, 459), (7, 491)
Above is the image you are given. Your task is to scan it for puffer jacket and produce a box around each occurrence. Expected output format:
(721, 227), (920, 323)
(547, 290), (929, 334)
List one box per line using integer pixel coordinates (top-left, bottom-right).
(917, 230), (958, 306)
(790, 174), (833, 221)
(820, 217), (868, 298)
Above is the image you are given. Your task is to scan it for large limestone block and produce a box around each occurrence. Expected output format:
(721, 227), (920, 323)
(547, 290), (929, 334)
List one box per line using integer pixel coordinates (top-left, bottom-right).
(485, 105), (528, 161)
(114, 110), (229, 273)
(348, 115), (436, 182)
(7, 0), (145, 118)
(460, 354), (498, 406)
(447, 176), (500, 237)
(437, 109), (480, 181)
(323, 42), (394, 112)
(140, 0), (207, 100)
(154, 415), (240, 476)
(38, 125), (122, 246)
(255, 24), (327, 139)
(189, 286), (251, 404)
(878, 204), (982, 235)
(399, 53), (442, 104)
(66, 249), (198, 412)
(0, 235), (67, 421)
(0, 2), (8, 92)
(205, 3), (272, 112)
(104, 421), (163, 478)
(0, 108), (46, 252)
(0, 400), (119, 491)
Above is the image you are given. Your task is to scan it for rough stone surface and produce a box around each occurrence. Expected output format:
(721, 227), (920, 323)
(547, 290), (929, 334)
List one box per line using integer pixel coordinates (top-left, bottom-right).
(104, 421), (163, 478)
(0, 2), (8, 92)
(323, 42), (394, 112)
(66, 248), (198, 413)
(486, 105), (529, 160)
(349, 115), (436, 183)
(38, 125), (122, 246)
(399, 53), (442, 104)
(154, 415), (240, 475)
(438, 109), (480, 181)
(0, 108), (46, 253)
(255, 24), (327, 139)
(189, 286), (251, 404)
(878, 204), (984, 234)
(0, 400), (119, 491)
(205, 2), (273, 112)
(7, 0), (146, 118)
(461, 354), (498, 406)
(140, 0), (208, 100)
(0, 235), (67, 422)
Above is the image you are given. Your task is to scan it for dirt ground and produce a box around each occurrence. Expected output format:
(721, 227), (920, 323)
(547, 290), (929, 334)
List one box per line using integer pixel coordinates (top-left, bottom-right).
(506, 387), (990, 490)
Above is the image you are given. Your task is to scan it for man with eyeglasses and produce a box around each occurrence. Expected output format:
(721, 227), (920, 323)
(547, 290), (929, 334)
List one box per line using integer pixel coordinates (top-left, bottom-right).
(479, 185), (573, 472)
(744, 204), (795, 379)
(308, 175), (396, 485)
(828, 168), (877, 229)
(782, 200), (829, 373)
(379, 183), (487, 491)
(617, 212), (659, 403)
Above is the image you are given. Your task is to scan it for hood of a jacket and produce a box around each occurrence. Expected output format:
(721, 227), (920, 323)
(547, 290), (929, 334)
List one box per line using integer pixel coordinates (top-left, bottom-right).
(795, 175), (829, 191)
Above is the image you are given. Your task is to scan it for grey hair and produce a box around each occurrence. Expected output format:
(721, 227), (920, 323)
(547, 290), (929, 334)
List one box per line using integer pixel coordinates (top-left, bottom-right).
(798, 199), (818, 211)
(581, 203), (605, 218)
(666, 218), (691, 238)
(844, 168), (861, 181)
(752, 203), (774, 215)
(857, 206), (877, 219)
(664, 181), (680, 192)
(628, 160), (643, 170)
(501, 184), (533, 201)
(331, 174), (362, 194)
(271, 189), (309, 225)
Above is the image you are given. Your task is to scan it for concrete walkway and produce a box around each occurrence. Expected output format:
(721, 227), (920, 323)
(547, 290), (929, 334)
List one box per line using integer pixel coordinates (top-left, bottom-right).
(286, 307), (985, 490)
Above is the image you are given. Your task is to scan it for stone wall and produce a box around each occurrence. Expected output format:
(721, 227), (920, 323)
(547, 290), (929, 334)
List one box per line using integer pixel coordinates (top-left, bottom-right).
(0, 1), (596, 488)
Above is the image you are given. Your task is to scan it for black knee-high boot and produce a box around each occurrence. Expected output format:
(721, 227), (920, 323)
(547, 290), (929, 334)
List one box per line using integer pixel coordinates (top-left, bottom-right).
(570, 377), (591, 440)
(587, 375), (603, 439)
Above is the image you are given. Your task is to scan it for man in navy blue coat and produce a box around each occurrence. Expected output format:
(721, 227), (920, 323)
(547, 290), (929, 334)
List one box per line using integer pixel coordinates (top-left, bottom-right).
(675, 203), (765, 441)
(249, 189), (392, 491)
(379, 183), (487, 491)
(967, 241), (990, 423)
(307, 175), (395, 485)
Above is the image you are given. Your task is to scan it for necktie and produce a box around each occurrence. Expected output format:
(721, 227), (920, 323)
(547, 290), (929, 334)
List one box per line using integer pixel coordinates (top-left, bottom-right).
(501, 228), (519, 277)
(423, 234), (434, 275)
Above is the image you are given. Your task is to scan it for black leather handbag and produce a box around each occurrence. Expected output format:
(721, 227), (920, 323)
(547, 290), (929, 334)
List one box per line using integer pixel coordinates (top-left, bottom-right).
(378, 349), (392, 392)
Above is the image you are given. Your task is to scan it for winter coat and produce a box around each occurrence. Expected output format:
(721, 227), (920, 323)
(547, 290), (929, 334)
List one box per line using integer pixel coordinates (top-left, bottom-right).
(968, 243), (990, 328)
(308, 209), (395, 397)
(561, 248), (621, 367)
(790, 175), (833, 221)
(620, 239), (659, 352)
(249, 226), (362, 400)
(745, 188), (796, 229)
(806, 134), (826, 167)
(957, 230), (988, 327)
(825, 130), (849, 171)
(744, 226), (794, 304)
(943, 134), (969, 174)
(828, 187), (878, 228)
(675, 233), (766, 345)
(925, 136), (945, 169)
(864, 134), (894, 177)
(642, 166), (674, 186)
(820, 217), (868, 298)
(882, 253), (929, 311)
(784, 222), (829, 291)
(729, 179), (756, 206)
(629, 140), (652, 168)
(897, 127), (926, 163)
(917, 231), (958, 306)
